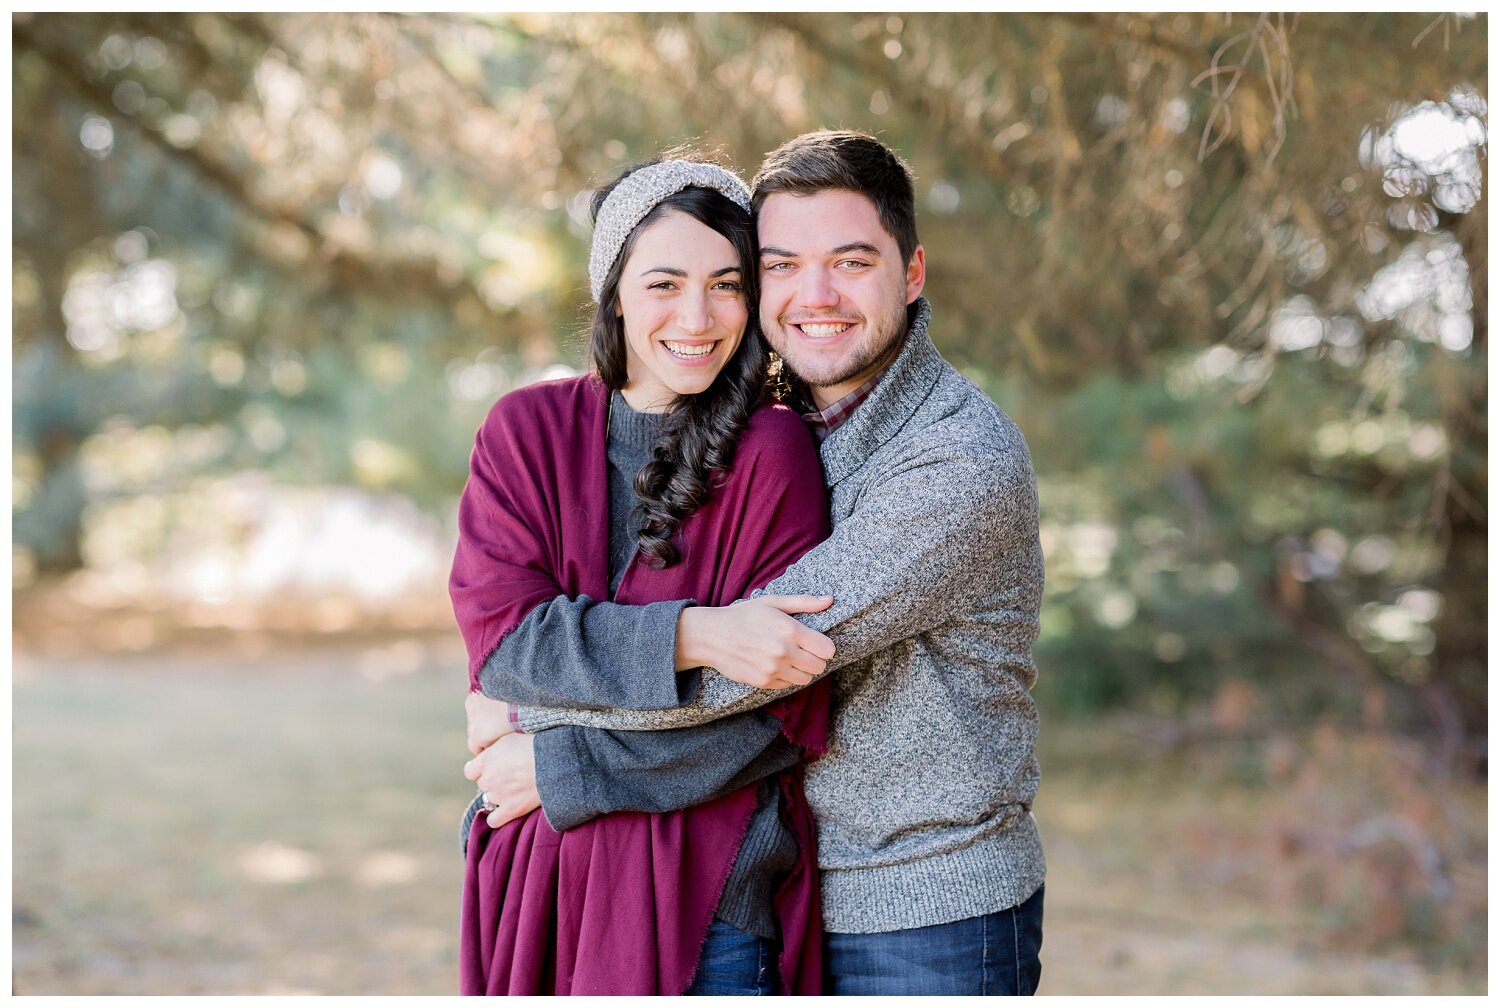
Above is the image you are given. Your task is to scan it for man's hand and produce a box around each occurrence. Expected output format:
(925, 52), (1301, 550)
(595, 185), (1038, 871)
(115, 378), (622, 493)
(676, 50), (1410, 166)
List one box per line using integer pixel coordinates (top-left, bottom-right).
(465, 691), (515, 756)
(676, 595), (836, 690)
(464, 733), (541, 828)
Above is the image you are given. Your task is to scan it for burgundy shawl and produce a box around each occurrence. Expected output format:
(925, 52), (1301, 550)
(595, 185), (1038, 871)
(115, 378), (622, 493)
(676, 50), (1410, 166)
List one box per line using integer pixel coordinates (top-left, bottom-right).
(450, 374), (831, 995)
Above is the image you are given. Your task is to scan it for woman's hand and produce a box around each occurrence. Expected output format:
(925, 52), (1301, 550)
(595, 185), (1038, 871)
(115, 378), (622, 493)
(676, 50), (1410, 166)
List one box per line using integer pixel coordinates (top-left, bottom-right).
(676, 595), (836, 690)
(465, 691), (515, 756)
(465, 733), (541, 828)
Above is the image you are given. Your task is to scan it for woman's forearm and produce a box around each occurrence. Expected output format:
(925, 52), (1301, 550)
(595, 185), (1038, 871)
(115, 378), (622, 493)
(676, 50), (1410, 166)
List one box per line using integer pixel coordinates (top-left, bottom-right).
(477, 595), (697, 711)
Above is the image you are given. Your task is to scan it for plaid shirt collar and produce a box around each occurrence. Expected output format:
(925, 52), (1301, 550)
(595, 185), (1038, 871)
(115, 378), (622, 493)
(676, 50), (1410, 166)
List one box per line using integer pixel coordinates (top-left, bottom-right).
(801, 368), (887, 443)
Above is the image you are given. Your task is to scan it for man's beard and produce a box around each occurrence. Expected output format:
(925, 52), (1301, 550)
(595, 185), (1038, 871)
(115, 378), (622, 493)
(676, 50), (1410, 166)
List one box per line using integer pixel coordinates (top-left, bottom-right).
(769, 286), (910, 391)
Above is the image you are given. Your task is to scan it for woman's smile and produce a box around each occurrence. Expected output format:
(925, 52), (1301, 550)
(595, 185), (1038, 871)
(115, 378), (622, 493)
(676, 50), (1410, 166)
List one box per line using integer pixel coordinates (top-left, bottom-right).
(661, 339), (721, 361)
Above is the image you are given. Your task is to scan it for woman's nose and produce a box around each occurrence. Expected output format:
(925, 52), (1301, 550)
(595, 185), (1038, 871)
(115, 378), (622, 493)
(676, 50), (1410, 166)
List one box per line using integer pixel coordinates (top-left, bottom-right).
(677, 291), (712, 334)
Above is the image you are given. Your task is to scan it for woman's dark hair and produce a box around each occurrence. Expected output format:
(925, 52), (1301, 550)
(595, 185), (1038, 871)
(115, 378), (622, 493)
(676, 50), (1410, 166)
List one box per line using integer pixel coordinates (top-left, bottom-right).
(588, 160), (768, 569)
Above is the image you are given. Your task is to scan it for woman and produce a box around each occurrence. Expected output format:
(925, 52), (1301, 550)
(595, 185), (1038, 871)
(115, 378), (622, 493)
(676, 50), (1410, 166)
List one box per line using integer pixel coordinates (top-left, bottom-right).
(449, 158), (831, 995)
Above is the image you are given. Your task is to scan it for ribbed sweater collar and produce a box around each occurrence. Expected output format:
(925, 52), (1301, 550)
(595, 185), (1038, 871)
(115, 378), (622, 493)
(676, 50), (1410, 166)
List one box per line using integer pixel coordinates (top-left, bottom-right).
(818, 297), (945, 488)
(608, 390), (662, 454)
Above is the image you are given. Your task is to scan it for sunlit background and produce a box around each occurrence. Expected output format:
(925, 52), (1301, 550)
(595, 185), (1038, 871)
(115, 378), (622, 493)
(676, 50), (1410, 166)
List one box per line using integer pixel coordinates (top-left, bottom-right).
(11, 13), (1486, 995)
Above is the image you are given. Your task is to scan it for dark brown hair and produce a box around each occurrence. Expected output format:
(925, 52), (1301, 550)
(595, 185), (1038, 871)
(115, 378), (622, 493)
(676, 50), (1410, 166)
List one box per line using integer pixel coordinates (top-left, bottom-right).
(588, 161), (767, 569)
(751, 130), (919, 265)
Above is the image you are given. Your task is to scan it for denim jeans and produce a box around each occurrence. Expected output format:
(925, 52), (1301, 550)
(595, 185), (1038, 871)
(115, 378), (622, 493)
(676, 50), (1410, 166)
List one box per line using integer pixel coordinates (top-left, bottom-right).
(685, 919), (779, 996)
(823, 886), (1044, 995)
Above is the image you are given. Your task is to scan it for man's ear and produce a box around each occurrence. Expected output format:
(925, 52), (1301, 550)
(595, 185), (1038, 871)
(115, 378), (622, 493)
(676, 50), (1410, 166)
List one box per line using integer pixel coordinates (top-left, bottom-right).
(905, 245), (926, 303)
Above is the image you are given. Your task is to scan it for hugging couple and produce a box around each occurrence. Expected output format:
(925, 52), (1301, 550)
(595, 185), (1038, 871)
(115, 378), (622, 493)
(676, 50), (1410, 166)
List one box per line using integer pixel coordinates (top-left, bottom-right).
(450, 130), (1045, 996)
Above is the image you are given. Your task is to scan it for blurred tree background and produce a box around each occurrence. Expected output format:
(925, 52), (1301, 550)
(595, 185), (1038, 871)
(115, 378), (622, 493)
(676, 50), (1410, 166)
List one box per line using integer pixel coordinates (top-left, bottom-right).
(10, 13), (1488, 991)
(14, 11), (1485, 738)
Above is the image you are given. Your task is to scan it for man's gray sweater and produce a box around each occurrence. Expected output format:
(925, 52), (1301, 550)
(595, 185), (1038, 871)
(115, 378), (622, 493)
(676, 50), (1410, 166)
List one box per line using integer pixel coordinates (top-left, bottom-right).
(518, 299), (1046, 934)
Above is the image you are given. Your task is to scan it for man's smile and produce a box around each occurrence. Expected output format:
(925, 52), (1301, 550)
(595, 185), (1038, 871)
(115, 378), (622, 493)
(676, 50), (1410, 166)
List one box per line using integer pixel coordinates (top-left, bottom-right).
(795, 322), (854, 338)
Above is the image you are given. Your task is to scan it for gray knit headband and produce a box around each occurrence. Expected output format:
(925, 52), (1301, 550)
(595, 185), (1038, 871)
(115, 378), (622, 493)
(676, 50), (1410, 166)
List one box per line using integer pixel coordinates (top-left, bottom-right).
(588, 160), (753, 302)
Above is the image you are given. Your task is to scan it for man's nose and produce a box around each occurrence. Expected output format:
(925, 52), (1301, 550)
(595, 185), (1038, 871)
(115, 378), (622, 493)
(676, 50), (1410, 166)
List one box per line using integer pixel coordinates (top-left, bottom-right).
(797, 267), (839, 309)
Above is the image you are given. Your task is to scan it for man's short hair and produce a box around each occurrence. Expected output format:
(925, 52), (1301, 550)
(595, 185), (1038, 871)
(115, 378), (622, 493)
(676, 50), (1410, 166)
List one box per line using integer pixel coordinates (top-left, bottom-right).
(751, 130), (919, 265)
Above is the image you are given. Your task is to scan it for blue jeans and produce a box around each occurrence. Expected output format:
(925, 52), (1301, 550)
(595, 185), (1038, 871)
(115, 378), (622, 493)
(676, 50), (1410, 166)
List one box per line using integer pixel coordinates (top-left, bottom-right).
(824, 886), (1044, 995)
(685, 919), (778, 995)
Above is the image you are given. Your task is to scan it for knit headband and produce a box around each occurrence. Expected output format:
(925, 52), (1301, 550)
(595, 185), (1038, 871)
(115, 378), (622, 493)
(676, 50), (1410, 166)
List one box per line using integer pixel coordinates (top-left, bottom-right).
(588, 161), (753, 302)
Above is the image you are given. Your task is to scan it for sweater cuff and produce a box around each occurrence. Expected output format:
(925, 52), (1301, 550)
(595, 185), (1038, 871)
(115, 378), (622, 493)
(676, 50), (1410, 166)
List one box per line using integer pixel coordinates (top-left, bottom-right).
(647, 598), (700, 705)
(532, 727), (593, 831)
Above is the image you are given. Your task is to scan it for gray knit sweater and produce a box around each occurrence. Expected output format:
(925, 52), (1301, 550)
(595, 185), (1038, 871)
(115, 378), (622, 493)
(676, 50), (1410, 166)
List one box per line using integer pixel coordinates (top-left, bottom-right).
(465, 394), (800, 939)
(518, 299), (1046, 934)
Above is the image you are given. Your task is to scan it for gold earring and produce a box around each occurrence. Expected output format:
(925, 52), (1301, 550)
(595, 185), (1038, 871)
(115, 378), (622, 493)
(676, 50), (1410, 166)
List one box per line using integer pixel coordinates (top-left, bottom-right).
(768, 351), (793, 402)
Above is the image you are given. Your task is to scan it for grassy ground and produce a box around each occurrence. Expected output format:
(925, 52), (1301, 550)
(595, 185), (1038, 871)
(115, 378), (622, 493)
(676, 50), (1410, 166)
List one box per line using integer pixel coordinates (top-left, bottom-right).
(11, 643), (1485, 995)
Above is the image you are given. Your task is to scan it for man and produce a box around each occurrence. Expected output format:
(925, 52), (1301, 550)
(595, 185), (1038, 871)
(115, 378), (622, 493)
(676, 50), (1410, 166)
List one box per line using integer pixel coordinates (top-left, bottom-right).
(467, 131), (1046, 995)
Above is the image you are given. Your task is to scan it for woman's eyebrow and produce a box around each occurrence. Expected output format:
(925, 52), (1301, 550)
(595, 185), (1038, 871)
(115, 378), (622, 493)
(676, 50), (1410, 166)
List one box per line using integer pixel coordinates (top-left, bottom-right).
(641, 265), (741, 277)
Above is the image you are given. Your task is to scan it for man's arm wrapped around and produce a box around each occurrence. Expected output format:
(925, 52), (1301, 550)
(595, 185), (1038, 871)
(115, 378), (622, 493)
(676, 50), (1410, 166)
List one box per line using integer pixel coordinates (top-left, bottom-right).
(515, 427), (1038, 733)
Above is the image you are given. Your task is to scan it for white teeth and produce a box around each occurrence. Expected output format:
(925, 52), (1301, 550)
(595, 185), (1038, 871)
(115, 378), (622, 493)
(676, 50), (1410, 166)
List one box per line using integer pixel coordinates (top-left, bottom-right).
(663, 341), (715, 358)
(799, 323), (852, 337)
